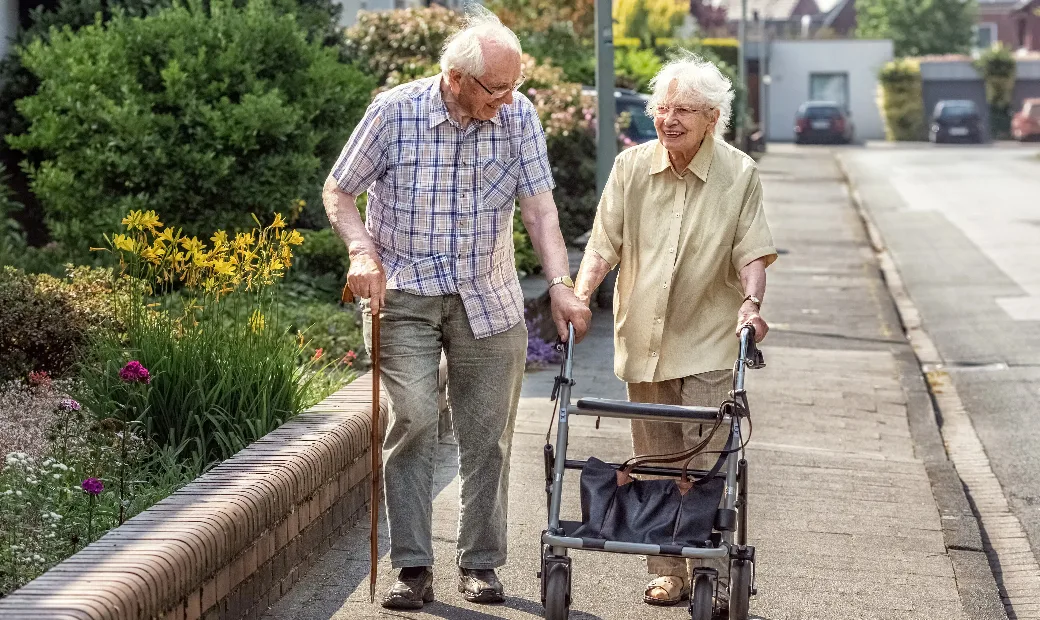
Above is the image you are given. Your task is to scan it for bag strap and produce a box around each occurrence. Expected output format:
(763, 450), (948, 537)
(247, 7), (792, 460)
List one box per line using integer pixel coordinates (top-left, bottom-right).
(619, 400), (734, 473)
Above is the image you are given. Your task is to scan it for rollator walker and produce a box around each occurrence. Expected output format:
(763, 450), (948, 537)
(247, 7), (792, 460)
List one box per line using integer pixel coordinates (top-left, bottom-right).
(539, 325), (764, 620)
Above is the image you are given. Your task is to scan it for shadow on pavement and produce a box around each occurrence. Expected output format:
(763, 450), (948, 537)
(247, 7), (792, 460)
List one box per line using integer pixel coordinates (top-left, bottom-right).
(415, 596), (606, 619)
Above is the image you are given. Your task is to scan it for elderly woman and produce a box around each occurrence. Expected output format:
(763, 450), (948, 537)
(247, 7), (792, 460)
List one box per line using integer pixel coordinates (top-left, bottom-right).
(574, 53), (777, 607)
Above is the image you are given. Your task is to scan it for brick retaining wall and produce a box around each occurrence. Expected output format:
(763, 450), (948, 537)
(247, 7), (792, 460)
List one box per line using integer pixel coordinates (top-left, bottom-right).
(0, 373), (386, 620)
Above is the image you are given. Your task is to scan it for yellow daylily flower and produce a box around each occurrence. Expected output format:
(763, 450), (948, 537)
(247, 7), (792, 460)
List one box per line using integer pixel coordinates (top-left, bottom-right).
(285, 230), (304, 246)
(112, 234), (136, 252)
(270, 213), (287, 229)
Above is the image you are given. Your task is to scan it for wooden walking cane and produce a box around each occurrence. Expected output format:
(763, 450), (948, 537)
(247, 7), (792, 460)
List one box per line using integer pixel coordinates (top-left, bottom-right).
(341, 282), (381, 604)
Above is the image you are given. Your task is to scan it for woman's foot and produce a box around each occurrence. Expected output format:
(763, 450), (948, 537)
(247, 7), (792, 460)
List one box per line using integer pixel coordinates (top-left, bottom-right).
(643, 575), (689, 606)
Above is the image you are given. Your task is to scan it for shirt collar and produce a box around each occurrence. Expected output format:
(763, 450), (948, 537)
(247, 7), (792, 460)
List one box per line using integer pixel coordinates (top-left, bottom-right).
(428, 74), (503, 128)
(649, 132), (716, 181)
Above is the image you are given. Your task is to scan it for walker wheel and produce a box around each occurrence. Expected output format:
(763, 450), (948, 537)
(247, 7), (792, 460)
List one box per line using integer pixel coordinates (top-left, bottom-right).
(689, 573), (714, 620)
(728, 559), (752, 620)
(543, 562), (571, 620)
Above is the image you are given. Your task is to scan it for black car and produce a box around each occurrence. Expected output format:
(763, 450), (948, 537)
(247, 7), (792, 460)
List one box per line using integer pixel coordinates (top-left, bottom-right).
(582, 87), (658, 145)
(930, 100), (983, 143)
(794, 101), (854, 144)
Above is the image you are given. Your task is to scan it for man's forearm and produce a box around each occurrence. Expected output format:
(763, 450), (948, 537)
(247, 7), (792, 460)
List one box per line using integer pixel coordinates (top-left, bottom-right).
(738, 257), (768, 301)
(322, 176), (375, 257)
(574, 252), (612, 305)
(518, 193), (571, 281)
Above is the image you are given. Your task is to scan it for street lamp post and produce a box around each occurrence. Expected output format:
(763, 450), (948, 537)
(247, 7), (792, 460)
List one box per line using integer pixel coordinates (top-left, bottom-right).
(595, 0), (616, 196)
(737, 0), (748, 148)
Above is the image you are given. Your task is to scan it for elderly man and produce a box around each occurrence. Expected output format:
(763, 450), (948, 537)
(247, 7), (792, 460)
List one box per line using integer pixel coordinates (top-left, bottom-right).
(574, 53), (777, 608)
(322, 9), (590, 611)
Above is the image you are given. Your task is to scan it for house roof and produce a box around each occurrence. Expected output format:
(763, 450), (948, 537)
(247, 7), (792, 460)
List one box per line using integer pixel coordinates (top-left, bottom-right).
(818, 0), (853, 27)
(719, 0), (820, 22)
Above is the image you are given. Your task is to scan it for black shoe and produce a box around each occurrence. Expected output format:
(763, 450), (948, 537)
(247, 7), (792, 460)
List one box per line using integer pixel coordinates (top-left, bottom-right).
(458, 568), (505, 604)
(382, 567), (434, 610)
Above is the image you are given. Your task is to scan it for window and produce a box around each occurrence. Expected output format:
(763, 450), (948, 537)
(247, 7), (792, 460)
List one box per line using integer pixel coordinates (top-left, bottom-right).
(975, 22), (998, 49)
(809, 73), (849, 111)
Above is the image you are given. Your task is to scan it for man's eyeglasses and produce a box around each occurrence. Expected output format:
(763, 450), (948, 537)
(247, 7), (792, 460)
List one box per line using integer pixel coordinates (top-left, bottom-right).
(472, 74), (527, 98)
(654, 105), (713, 118)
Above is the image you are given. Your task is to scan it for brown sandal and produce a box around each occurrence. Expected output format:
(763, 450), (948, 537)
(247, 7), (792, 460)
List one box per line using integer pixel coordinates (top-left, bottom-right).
(643, 575), (690, 606)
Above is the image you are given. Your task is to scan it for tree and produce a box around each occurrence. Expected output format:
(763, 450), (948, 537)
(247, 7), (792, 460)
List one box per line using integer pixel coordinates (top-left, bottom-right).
(856, 0), (976, 57)
(615, 0), (687, 47)
(8, 0), (374, 253)
(690, 0), (727, 36)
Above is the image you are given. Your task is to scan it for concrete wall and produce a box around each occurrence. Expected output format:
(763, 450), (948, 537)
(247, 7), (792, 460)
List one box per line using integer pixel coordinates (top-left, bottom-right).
(766, 39), (894, 142)
(1, 0), (18, 61)
(919, 59), (1040, 140)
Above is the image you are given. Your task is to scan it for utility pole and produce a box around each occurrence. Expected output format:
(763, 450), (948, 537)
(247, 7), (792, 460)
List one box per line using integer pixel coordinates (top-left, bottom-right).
(737, 0), (747, 148)
(595, 0), (616, 196)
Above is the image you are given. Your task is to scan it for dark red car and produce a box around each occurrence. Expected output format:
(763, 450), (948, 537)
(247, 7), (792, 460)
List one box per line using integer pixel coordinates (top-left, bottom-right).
(1012, 98), (1040, 142)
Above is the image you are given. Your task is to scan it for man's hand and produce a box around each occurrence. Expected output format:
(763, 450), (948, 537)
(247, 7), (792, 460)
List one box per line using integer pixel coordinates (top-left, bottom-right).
(346, 248), (387, 314)
(549, 285), (592, 343)
(736, 300), (768, 342)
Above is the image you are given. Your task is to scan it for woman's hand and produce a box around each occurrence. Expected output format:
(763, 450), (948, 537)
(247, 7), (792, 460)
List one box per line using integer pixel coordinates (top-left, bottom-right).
(736, 300), (768, 342)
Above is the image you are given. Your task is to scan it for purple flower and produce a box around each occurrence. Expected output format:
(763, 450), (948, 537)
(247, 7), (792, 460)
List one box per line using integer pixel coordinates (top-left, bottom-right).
(82, 478), (104, 496)
(118, 361), (151, 384)
(58, 398), (81, 412)
(526, 320), (562, 367)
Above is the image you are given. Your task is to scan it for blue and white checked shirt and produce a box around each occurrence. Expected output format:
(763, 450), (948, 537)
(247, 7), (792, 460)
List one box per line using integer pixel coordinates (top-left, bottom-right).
(331, 76), (556, 338)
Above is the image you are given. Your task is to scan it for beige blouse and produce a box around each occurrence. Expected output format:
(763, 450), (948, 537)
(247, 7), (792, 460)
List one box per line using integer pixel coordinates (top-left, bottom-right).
(585, 132), (777, 383)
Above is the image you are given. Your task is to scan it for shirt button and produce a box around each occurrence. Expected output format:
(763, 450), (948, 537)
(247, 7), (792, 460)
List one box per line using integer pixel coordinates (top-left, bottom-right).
(668, 248), (675, 254)
(663, 282), (668, 289)
(651, 351), (658, 357)
(655, 318), (662, 324)
(674, 213), (680, 218)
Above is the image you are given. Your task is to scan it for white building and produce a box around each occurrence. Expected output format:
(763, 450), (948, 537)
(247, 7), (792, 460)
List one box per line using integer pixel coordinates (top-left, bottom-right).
(765, 39), (894, 142)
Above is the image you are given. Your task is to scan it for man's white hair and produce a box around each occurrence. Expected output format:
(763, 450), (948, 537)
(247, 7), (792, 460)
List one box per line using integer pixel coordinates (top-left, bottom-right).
(646, 52), (735, 136)
(439, 5), (522, 77)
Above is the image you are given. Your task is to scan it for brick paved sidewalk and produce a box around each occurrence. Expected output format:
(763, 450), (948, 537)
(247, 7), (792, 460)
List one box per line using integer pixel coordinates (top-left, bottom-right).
(262, 148), (983, 620)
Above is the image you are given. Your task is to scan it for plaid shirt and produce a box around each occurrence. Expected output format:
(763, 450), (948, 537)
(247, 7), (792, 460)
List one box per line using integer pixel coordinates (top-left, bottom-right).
(331, 76), (555, 338)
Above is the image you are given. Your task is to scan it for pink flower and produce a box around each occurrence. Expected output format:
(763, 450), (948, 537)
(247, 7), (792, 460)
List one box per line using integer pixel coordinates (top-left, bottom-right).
(313, 348), (324, 361)
(118, 361), (151, 384)
(58, 398), (81, 412)
(82, 477), (104, 496)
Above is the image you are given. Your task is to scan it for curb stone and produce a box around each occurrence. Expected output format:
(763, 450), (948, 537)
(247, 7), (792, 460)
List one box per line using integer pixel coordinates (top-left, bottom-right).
(834, 150), (1009, 620)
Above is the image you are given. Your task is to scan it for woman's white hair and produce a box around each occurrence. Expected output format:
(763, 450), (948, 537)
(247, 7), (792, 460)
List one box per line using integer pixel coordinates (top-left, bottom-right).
(646, 52), (735, 136)
(440, 5), (522, 77)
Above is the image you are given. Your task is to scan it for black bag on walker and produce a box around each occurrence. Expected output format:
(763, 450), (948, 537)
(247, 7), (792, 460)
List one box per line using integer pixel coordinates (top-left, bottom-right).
(570, 416), (731, 548)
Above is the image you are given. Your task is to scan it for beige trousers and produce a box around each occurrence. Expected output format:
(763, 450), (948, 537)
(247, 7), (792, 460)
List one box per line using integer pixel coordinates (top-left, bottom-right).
(628, 369), (731, 580)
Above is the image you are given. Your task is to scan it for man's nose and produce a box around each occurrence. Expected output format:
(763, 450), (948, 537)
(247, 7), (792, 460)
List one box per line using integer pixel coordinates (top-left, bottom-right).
(499, 90), (514, 106)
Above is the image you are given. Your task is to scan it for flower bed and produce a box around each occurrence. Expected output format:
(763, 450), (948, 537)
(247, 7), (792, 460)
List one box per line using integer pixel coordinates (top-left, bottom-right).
(0, 211), (361, 597)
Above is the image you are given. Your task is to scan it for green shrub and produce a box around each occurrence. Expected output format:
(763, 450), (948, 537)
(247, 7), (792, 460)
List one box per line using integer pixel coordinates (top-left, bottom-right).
(0, 266), (126, 382)
(878, 59), (925, 141)
(8, 0), (375, 256)
(293, 227), (350, 279)
(0, 165), (24, 268)
(615, 47), (662, 92)
(513, 210), (540, 278)
(976, 46), (1016, 140)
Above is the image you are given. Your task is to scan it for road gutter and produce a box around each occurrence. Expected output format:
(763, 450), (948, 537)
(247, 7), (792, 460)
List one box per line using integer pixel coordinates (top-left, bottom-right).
(834, 151), (1014, 620)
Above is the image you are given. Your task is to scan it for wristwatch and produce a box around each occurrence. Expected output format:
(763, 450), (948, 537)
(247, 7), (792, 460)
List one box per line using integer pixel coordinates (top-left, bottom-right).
(548, 275), (575, 290)
(743, 294), (762, 308)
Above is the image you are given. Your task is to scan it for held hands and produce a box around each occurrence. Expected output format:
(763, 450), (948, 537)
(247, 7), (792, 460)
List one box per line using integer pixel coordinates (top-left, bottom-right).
(346, 248), (387, 314)
(550, 285), (592, 344)
(736, 300), (768, 342)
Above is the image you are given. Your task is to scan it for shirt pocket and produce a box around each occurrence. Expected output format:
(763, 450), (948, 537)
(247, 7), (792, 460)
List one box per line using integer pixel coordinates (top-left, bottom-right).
(480, 157), (521, 211)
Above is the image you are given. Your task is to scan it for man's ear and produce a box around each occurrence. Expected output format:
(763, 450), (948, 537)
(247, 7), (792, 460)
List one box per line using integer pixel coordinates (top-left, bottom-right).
(447, 69), (463, 95)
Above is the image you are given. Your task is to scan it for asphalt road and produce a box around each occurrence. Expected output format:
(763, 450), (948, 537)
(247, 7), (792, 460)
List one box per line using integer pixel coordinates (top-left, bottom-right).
(838, 142), (1040, 566)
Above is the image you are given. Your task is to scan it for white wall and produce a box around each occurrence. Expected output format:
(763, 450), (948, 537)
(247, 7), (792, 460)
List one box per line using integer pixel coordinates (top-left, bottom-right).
(1, 0), (18, 61)
(766, 39), (894, 142)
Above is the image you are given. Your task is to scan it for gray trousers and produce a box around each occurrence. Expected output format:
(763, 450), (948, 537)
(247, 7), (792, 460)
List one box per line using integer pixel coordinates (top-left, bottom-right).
(628, 369), (731, 580)
(362, 290), (527, 570)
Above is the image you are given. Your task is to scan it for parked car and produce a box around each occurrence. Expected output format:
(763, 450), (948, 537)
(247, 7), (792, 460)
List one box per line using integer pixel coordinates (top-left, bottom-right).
(1012, 98), (1040, 142)
(929, 100), (983, 144)
(582, 87), (658, 145)
(793, 101), (854, 144)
